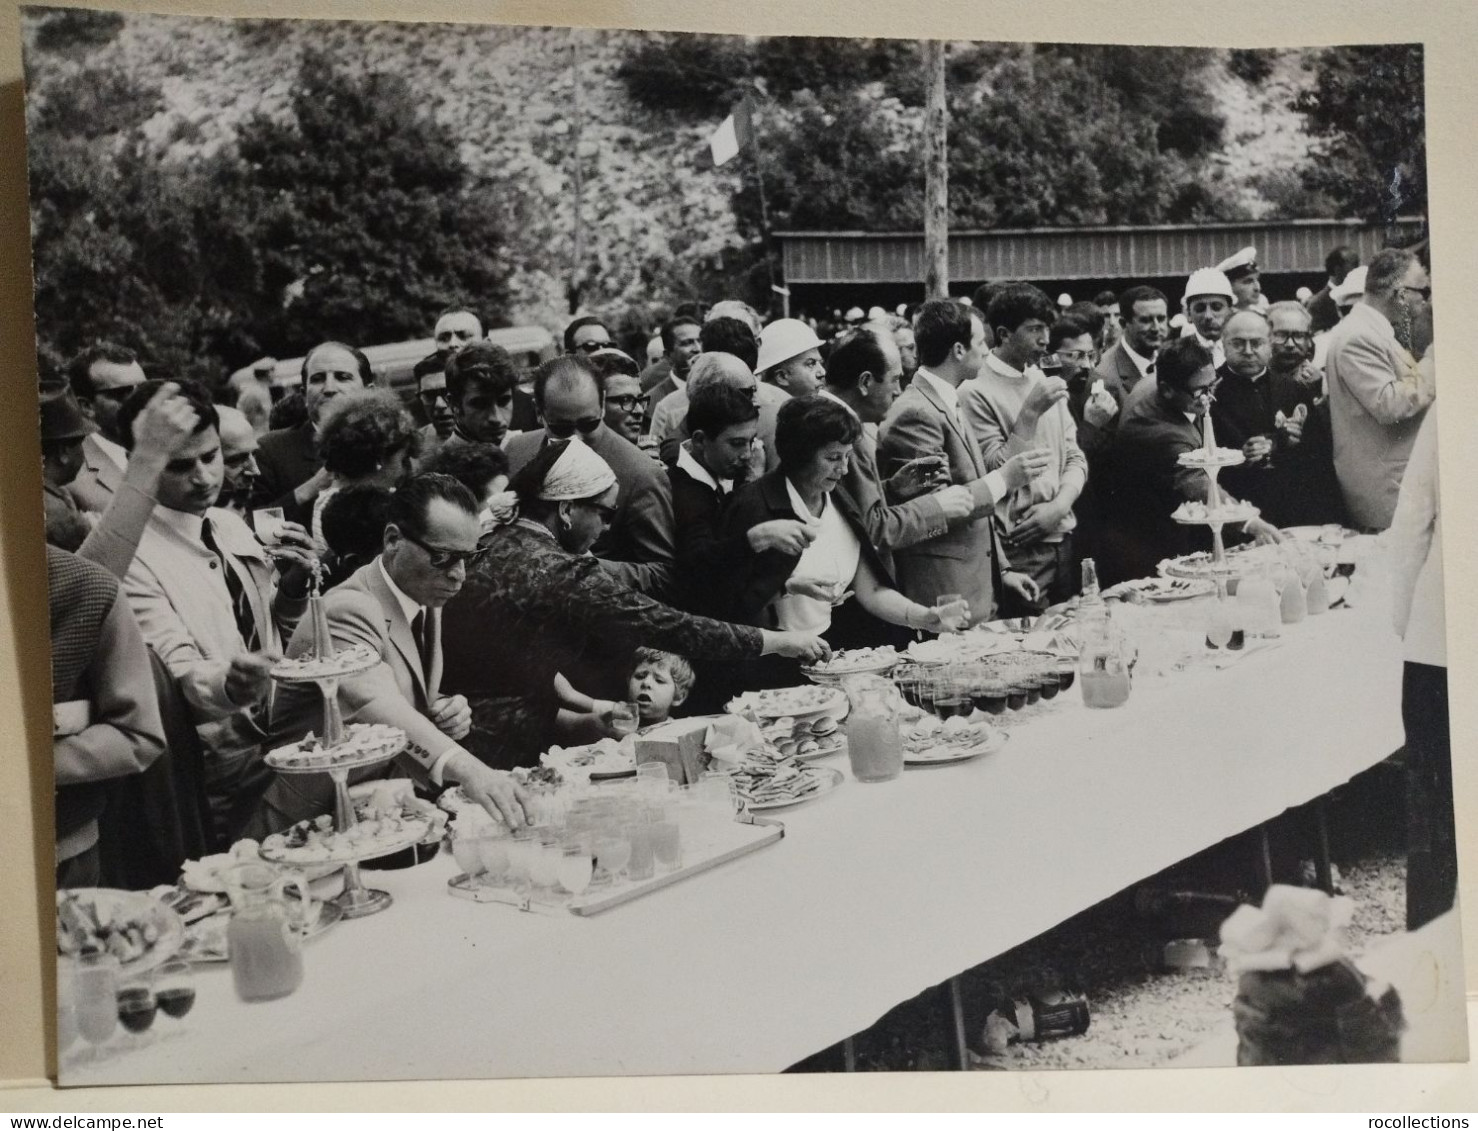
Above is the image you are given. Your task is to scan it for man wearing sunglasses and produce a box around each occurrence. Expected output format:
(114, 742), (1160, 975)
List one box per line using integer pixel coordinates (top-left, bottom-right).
(563, 315), (614, 357)
(1325, 246), (1436, 531)
(1101, 337), (1280, 584)
(506, 356), (675, 598)
(256, 473), (530, 833)
(65, 342), (148, 514)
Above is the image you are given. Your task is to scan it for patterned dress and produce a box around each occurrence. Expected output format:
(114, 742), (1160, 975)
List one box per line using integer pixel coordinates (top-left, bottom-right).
(440, 520), (765, 770)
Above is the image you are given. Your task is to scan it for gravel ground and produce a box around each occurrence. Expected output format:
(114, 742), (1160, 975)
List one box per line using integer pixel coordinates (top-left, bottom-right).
(789, 761), (1410, 1073)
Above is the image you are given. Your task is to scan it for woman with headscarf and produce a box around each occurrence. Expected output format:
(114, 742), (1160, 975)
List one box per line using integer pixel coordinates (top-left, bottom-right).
(439, 437), (831, 770)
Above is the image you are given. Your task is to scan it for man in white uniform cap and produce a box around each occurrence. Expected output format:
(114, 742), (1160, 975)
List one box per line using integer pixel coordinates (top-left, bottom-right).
(1215, 246), (1268, 312)
(1178, 266), (1236, 368)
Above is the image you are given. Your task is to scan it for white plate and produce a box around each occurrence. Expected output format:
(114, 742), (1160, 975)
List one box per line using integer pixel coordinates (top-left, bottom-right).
(1143, 578), (1216, 603)
(269, 645), (381, 684)
(743, 766), (845, 811)
(264, 724), (407, 774)
(726, 686), (847, 719)
(260, 814), (431, 866)
(56, 888), (185, 975)
(795, 734), (847, 761)
(905, 728), (1009, 766)
(179, 898), (344, 963)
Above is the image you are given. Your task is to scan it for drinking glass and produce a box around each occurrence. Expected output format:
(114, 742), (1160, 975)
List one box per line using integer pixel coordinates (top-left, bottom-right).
(503, 829), (536, 894)
(57, 961), (79, 1062)
(153, 960), (196, 1034)
(116, 970), (158, 1049)
(651, 820), (682, 873)
(609, 701), (640, 738)
(252, 507), (286, 545)
(934, 593), (968, 633)
(1038, 352), (1065, 378)
(74, 953), (119, 1063)
(557, 842), (593, 896)
(1056, 659), (1077, 693)
(475, 834), (509, 885)
(594, 834), (632, 885)
(636, 762), (670, 791)
(692, 774), (736, 820)
(1206, 600), (1235, 649)
(625, 821), (656, 882)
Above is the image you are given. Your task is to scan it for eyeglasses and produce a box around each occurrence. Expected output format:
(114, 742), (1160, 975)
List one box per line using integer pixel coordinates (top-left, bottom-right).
(1271, 331), (1312, 345)
(546, 417), (603, 439)
(1186, 379), (1222, 403)
(418, 389), (450, 406)
(605, 394), (642, 413)
(1058, 349), (1098, 365)
(91, 385), (140, 402)
(573, 341), (610, 355)
(1401, 285), (1432, 303)
(403, 531), (488, 571)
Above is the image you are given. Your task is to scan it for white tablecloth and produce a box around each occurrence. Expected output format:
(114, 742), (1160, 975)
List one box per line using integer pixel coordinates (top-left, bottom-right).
(67, 597), (1409, 1085)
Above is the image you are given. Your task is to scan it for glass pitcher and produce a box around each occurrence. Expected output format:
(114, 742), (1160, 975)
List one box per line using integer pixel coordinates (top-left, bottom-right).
(842, 674), (904, 783)
(221, 862), (309, 1003)
(1077, 606), (1133, 709)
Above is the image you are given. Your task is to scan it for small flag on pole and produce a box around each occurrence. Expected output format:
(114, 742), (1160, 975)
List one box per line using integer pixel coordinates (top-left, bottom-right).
(709, 98), (754, 168)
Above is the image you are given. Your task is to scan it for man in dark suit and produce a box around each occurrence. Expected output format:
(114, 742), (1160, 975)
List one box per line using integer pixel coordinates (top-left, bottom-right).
(252, 341), (374, 510)
(1094, 284), (1169, 399)
(1307, 245), (1360, 334)
(820, 325), (974, 579)
(505, 356), (675, 598)
(1100, 337), (1280, 584)
(66, 342), (147, 514)
(877, 300), (1049, 624)
(254, 474), (529, 833)
(642, 315), (703, 431)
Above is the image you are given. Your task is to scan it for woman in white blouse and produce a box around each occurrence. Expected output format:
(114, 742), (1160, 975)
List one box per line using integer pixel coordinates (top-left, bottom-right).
(722, 395), (966, 640)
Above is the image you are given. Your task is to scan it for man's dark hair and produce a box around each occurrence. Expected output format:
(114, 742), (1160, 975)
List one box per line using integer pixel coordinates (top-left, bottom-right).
(1049, 316), (1097, 353)
(323, 484), (394, 564)
(1324, 245), (1360, 283)
(563, 315), (611, 353)
(436, 303), (483, 328)
(661, 316), (703, 354)
(970, 281), (1000, 314)
(672, 301), (707, 323)
(420, 441), (510, 498)
(699, 317), (759, 371)
(825, 327), (892, 393)
(986, 283), (1059, 336)
(446, 341), (520, 406)
(532, 355), (601, 409)
(686, 380), (759, 440)
(1093, 289), (1119, 309)
(301, 341), (374, 387)
(585, 349), (641, 383)
(269, 389), (308, 431)
(914, 299), (979, 368)
(66, 342), (139, 399)
(1118, 285), (1169, 323)
(1155, 337), (1214, 394)
(117, 379), (217, 451)
(1062, 301), (1106, 340)
(384, 473), (478, 544)
(774, 394), (863, 474)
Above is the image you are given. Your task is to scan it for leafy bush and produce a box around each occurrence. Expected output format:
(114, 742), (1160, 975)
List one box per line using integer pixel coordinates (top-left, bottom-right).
(32, 8), (125, 54)
(1228, 48), (1276, 86)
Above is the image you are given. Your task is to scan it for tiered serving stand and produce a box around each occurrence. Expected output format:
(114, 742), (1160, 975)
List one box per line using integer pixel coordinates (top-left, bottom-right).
(1172, 414), (1254, 581)
(261, 589), (420, 920)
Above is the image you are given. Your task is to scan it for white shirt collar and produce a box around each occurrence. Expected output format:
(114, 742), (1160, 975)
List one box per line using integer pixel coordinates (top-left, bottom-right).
(1121, 341), (1157, 379)
(984, 352), (1031, 381)
(93, 433), (129, 472)
(817, 386), (860, 419)
(675, 441), (730, 494)
(784, 476), (824, 522)
(377, 558), (424, 626)
(155, 504), (206, 541)
(915, 368), (961, 415)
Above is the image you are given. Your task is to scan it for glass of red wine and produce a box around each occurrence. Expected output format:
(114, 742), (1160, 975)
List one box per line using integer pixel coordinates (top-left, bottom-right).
(153, 959), (196, 1038)
(116, 970), (158, 1049)
(1038, 353), (1065, 379)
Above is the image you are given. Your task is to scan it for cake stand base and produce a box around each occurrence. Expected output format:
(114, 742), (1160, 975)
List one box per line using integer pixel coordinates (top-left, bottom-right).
(334, 885), (393, 919)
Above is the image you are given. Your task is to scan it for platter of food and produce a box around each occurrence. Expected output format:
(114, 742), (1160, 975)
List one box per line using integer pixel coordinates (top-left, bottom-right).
(1171, 500), (1260, 525)
(758, 712), (846, 760)
(264, 723), (407, 773)
(801, 646), (900, 683)
(901, 714), (1008, 765)
(1177, 447), (1245, 469)
(541, 737), (636, 783)
(905, 635), (997, 665)
(56, 888), (185, 974)
(1160, 543), (1275, 580)
(259, 796), (438, 866)
(1106, 576), (1216, 603)
(177, 897), (343, 963)
(741, 763), (844, 811)
(726, 684), (846, 720)
(269, 642), (381, 683)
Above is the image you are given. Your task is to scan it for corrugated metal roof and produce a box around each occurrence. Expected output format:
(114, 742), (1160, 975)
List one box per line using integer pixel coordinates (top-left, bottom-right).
(776, 219), (1426, 284)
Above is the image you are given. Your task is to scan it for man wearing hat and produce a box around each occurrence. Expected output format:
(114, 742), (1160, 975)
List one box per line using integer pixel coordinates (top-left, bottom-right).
(1178, 267), (1236, 368)
(1215, 246), (1267, 312)
(757, 318), (828, 397)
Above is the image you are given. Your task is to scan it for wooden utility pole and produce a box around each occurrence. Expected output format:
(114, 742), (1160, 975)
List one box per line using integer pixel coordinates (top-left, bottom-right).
(569, 31), (585, 314)
(923, 40), (949, 300)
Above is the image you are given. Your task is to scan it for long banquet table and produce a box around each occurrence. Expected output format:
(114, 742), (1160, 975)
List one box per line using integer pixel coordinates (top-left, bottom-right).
(67, 587), (1409, 1085)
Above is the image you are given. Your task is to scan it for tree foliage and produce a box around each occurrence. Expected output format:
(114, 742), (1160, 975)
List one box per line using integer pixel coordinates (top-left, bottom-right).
(1293, 44), (1426, 222)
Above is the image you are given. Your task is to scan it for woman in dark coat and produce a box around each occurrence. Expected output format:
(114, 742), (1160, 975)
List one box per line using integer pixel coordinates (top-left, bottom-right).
(440, 437), (830, 769)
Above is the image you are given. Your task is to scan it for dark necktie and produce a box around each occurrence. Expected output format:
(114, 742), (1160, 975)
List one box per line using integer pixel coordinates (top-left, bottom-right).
(410, 609), (433, 680)
(201, 519), (261, 653)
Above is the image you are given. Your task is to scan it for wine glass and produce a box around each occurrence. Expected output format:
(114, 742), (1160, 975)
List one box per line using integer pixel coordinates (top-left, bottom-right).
(1206, 599), (1234, 650)
(153, 960), (196, 1036)
(1038, 352), (1065, 379)
(116, 969), (159, 1049)
(74, 953), (119, 1063)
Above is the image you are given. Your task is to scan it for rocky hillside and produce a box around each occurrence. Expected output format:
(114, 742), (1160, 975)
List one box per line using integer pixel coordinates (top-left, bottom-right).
(23, 12), (1321, 331)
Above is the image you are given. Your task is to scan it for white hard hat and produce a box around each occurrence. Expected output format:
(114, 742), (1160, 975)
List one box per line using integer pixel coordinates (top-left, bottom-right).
(756, 318), (825, 374)
(1183, 267), (1235, 304)
(867, 305), (888, 322)
(1057, 292), (1073, 308)
(1331, 265), (1368, 305)
(844, 306), (865, 322)
(1295, 286), (1313, 303)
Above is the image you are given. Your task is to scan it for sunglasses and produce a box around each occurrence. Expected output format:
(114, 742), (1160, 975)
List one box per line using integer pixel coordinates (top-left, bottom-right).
(1401, 285), (1432, 302)
(418, 389), (451, 406)
(573, 341), (610, 355)
(403, 531), (488, 571)
(1187, 379), (1222, 403)
(546, 417), (603, 439)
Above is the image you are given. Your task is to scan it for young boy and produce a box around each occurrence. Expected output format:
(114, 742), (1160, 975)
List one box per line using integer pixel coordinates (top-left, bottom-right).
(628, 648), (696, 728)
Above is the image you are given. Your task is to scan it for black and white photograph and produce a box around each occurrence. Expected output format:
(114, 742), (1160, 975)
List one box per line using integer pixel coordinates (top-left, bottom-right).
(22, 7), (1464, 1087)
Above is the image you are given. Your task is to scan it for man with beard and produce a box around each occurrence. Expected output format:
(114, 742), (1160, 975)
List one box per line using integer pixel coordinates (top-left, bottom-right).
(1095, 285), (1168, 398)
(65, 343), (148, 514)
(441, 341), (520, 451)
(253, 340), (374, 510)
(1178, 267), (1236, 369)
(1325, 247), (1435, 530)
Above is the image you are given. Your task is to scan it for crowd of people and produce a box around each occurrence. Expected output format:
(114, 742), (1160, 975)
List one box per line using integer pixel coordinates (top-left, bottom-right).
(41, 238), (1451, 929)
